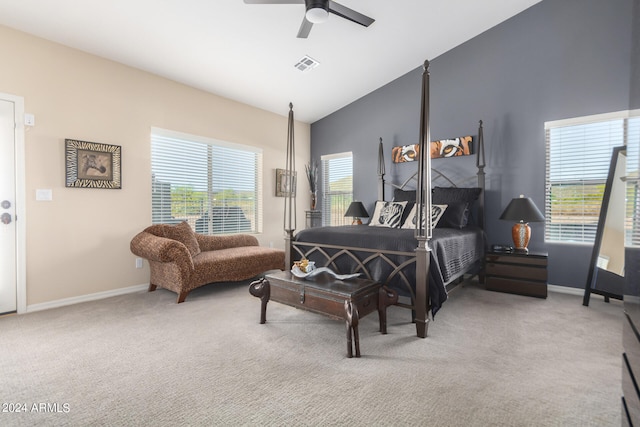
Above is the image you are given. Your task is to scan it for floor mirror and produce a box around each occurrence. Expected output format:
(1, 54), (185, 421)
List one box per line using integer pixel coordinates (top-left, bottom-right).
(583, 146), (626, 306)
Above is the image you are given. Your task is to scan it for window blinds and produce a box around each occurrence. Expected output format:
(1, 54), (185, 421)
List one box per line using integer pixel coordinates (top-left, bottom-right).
(545, 112), (639, 244)
(626, 116), (640, 247)
(151, 128), (262, 235)
(321, 152), (353, 226)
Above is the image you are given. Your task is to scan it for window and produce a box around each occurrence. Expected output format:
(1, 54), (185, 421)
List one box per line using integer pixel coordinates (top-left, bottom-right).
(545, 111), (639, 244)
(151, 128), (262, 235)
(321, 152), (353, 226)
(626, 115), (640, 247)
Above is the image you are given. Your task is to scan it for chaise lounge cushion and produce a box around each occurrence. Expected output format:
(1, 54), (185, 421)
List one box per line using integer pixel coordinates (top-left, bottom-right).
(146, 221), (201, 257)
(191, 246), (285, 287)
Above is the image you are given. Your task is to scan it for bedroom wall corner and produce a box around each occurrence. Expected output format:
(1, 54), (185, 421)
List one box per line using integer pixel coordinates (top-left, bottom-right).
(0, 24), (310, 307)
(309, 0), (634, 289)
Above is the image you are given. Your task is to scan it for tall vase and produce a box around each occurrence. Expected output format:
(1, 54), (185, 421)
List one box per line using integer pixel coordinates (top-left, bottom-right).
(310, 191), (317, 210)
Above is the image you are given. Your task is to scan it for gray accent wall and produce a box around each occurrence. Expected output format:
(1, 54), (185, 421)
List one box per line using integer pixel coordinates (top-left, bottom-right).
(310, 0), (634, 288)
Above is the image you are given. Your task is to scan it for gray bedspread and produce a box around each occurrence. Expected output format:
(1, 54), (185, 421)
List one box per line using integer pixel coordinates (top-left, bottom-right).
(293, 225), (484, 316)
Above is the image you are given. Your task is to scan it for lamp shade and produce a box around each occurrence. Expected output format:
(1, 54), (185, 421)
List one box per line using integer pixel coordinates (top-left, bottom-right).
(345, 201), (369, 219)
(499, 195), (545, 223)
(345, 201), (369, 225)
(499, 195), (544, 252)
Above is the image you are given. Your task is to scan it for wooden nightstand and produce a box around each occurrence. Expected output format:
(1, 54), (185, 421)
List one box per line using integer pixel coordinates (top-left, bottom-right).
(485, 251), (548, 298)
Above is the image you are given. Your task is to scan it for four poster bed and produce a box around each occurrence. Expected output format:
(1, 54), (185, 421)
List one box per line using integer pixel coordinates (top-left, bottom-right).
(282, 60), (486, 338)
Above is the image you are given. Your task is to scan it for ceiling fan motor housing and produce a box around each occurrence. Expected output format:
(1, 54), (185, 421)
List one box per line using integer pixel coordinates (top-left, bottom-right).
(305, 0), (329, 23)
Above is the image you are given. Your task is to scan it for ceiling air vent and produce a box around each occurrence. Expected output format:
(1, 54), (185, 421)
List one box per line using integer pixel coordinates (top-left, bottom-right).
(294, 55), (320, 72)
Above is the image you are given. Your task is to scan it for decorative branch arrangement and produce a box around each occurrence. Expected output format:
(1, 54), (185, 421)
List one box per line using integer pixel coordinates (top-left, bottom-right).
(305, 161), (318, 210)
(305, 161), (318, 193)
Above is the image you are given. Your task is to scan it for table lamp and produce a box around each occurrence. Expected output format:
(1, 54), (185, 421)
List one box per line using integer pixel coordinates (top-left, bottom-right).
(499, 195), (545, 253)
(345, 201), (369, 225)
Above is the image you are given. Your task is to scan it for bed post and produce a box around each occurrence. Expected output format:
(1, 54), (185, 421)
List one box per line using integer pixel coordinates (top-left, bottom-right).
(476, 120), (486, 230)
(378, 138), (385, 201)
(414, 60), (432, 339)
(284, 103), (296, 269)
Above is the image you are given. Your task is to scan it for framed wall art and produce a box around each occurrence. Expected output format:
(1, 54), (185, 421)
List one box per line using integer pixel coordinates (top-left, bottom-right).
(392, 135), (474, 163)
(430, 136), (473, 159)
(275, 168), (296, 197)
(65, 139), (122, 189)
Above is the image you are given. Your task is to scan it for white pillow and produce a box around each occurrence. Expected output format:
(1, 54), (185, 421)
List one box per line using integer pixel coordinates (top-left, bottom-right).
(401, 204), (448, 229)
(369, 201), (408, 228)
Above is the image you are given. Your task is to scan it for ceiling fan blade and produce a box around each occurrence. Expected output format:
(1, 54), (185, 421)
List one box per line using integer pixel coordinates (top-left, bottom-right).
(297, 16), (313, 38)
(243, 0), (304, 4)
(328, 1), (374, 27)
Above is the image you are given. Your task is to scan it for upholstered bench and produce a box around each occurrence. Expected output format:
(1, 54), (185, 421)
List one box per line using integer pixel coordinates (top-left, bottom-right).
(130, 221), (285, 303)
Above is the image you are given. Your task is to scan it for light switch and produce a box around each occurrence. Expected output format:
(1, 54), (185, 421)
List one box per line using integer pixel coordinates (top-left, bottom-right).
(36, 189), (52, 201)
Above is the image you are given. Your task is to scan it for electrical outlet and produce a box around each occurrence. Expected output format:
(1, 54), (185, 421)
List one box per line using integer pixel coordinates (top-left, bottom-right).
(135, 258), (143, 269)
(24, 113), (35, 126)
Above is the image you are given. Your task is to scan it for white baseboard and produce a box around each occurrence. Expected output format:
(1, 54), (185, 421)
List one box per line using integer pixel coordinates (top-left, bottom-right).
(548, 284), (584, 296)
(26, 283), (149, 313)
(22, 282), (585, 313)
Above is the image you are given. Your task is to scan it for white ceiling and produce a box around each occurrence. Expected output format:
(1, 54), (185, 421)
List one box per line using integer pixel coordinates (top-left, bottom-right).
(0, 0), (542, 123)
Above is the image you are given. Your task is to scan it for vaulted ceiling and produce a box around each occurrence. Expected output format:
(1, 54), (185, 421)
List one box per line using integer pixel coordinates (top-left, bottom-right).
(0, 0), (542, 123)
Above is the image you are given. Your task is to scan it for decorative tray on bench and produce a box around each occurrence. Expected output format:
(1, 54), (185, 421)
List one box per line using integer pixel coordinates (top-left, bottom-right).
(291, 262), (360, 281)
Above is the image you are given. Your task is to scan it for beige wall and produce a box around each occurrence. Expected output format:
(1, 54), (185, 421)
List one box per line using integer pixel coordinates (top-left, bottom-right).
(0, 25), (310, 307)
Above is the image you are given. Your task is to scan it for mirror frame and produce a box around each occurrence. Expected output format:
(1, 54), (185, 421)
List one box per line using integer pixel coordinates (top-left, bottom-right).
(583, 145), (626, 306)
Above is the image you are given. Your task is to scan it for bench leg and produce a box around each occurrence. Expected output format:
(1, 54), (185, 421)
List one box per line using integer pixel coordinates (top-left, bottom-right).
(378, 286), (398, 334)
(249, 278), (270, 324)
(345, 300), (360, 358)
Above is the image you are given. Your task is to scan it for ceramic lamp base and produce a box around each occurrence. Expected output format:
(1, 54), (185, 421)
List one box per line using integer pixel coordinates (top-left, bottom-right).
(512, 222), (531, 252)
(352, 218), (362, 225)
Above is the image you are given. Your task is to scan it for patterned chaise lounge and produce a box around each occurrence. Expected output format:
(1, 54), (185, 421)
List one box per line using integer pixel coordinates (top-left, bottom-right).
(130, 221), (285, 303)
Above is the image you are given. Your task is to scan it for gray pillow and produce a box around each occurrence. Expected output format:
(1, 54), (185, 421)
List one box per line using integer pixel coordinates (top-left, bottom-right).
(432, 187), (481, 229)
(431, 186), (481, 205)
(436, 202), (470, 229)
(393, 189), (416, 202)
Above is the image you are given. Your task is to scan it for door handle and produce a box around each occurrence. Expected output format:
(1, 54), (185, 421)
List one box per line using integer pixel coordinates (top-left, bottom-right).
(1, 213), (11, 224)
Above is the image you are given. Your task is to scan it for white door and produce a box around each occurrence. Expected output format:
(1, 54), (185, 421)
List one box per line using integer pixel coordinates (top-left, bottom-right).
(0, 98), (17, 314)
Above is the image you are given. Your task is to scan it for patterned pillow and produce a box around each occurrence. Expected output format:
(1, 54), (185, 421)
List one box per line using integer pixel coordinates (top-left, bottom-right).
(160, 221), (201, 257)
(401, 204), (448, 229)
(369, 201), (407, 228)
(393, 190), (417, 226)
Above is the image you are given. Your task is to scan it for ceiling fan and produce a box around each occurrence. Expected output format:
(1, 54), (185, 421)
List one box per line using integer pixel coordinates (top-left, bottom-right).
(243, 0), (375, 39)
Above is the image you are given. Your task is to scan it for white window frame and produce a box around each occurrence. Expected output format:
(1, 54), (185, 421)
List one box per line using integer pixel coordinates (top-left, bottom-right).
(151, 128), (263, 235)
(321, 152), (353, 226)
(545, 110), (639, 244)
(625, 111), (640, 248)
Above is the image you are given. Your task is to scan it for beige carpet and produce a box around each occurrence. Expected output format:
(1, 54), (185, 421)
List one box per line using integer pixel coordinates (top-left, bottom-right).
(0, 278), (623, 426)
